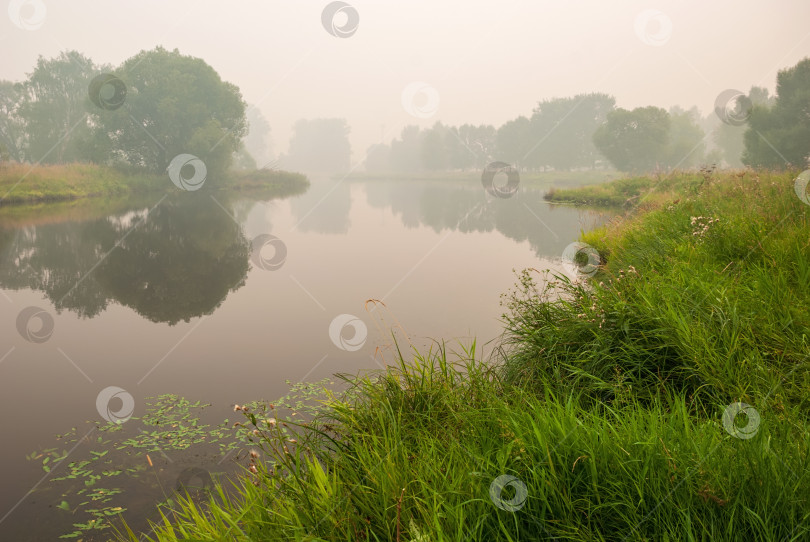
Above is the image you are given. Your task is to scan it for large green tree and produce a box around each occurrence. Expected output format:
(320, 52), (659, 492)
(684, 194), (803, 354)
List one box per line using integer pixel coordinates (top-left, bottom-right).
(92, 47), (247, 180)
(17, 51), (98, 164)
(593, 106), (670, 172)
(743, 58), (810, 169)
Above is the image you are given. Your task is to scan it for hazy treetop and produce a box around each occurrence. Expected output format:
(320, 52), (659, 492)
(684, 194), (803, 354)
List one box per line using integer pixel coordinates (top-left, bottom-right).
(2, 0), (808, 165)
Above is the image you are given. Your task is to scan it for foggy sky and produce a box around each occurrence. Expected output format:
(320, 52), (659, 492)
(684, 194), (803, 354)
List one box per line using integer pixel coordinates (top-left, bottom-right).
(2, 1), (809, 168)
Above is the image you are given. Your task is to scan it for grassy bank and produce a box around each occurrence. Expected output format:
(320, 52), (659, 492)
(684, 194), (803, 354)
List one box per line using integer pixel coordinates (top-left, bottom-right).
(542, 167), (720, 208)
(121, 169), (810, 541)
(0, 162), (309, 205)
(0, 162), (162, 204)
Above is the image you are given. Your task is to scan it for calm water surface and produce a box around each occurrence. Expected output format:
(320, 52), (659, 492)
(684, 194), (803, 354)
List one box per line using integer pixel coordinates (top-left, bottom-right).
(0, 177), (608, 540)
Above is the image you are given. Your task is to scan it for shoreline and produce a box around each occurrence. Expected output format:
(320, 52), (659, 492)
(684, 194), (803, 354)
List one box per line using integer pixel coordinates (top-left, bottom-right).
(0, 162), (309, 207)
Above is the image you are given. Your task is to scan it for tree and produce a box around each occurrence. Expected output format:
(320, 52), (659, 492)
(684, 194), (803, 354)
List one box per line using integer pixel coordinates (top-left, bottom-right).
(232, 146), (257, 170)
(495, 116), (531, 168)
(743, 58), (810, 168)
(0, 80), (27, 162)
(17, 51), (98, 164)
(443, 125), (473, 170)
(243, 106), (273, 167)
(448, 124), (495, 169)
(421, 122), (449, 171)
(664, 106), (706, 169)
(593, 106), (670, 172)
(713, 87), (774, 167)
(390, 125), (423, 172)
(526, 93), (615, 170)
(285, 118), (351, 173)
(92, 47), (247, 180)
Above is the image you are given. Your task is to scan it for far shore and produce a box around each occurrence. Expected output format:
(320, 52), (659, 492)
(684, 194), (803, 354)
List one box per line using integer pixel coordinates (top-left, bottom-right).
(0, 162), (309, 207)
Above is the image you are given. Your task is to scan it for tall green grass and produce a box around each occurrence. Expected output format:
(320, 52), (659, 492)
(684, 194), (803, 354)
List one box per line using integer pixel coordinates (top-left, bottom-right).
(506, 169), (809, 413)
(120, 347), (810, 541)
(119, 169), (810, 541)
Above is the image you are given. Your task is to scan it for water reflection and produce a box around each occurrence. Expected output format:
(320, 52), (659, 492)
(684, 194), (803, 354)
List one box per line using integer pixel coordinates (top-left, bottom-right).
(363, 180), (601, 258)
(0, 179), (604, 325)
(290, 177), (352, 233)
(0, 194), (250, 324)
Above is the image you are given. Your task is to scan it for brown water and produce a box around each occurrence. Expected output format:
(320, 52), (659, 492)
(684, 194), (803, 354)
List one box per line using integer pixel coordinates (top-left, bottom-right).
(0, 177), (608, 540)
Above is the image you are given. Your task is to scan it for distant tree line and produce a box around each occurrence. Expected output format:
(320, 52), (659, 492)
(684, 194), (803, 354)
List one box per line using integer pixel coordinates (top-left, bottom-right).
(364, 57), (810, 174)
(2, 50), (807, 177)
(365, 93), (715, 174)
(0, 48), (249, 180)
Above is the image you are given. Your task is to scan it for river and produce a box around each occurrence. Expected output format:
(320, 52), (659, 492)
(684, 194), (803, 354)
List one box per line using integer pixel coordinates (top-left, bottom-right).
(0, 175), (607, 540)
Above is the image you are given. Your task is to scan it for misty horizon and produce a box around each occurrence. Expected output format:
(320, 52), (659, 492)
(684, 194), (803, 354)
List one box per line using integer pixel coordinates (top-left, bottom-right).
(3, 1), (809, 168)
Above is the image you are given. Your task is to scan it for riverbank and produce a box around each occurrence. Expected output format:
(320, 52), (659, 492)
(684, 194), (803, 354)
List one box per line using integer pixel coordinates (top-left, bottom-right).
(0, 162), (309, 206)
(543, 167), (718, 208)
(122, 169), (810, 541)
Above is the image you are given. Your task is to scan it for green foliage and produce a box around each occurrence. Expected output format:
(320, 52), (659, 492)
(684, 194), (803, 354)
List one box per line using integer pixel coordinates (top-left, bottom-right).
(28, 395), (247, 540)
(508, 169), (809, 413)
(91, 47), (247, 180)
(123, 346), (810, 542)
(743, 57), (810, 168)
(713, 86), (774, 168)
(593, 106), (671, 172)
(0, 80), (28, 162)
(16, 51), (100, 164)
